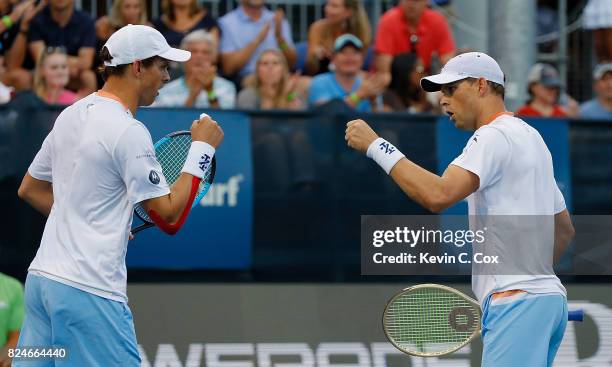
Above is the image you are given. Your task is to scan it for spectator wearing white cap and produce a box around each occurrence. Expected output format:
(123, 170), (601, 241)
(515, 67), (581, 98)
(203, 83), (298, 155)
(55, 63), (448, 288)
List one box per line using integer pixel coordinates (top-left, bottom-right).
(16, 25), (223, 366)
(345, 51), (572, 367)
(308, 33), (385, 112)
(580, 63), (612, 120)
(516, 63), (578, 118)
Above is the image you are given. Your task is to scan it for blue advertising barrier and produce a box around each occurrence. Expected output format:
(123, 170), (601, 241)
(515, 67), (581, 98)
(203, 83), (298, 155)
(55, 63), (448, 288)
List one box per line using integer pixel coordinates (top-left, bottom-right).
(436, 116), (572, 214)
(126, 108), (253, 269)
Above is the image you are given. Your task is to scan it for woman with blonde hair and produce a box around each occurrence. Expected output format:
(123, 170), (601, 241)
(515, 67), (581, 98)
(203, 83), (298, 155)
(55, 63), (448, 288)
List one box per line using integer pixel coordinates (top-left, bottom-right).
(152, 0), (219, 48)
(96, 0), (149, 42)
(305, 0), (371, 75)
(33, 47), (78, 105)
(237, 49), (310, 110)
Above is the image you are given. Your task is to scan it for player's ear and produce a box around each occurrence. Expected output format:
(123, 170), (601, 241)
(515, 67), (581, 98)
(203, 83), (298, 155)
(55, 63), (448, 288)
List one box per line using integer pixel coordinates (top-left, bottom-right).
(132, 60), (142, 76)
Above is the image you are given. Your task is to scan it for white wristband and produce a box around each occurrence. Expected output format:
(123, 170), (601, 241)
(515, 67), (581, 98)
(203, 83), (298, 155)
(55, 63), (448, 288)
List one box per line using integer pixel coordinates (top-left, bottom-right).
(181, 141), (215, 179)
(366, 137), (405, 174)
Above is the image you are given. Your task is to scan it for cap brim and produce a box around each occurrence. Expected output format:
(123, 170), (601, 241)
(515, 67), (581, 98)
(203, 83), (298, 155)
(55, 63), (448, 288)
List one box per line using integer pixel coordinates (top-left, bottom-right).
(159, 47), (191, 62)
(420, 73), (467, 92)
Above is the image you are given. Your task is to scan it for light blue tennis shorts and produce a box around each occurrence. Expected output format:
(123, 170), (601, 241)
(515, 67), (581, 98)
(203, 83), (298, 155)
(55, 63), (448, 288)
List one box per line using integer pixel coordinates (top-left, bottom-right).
(14, 273), (141, 367)
(481, 292), (568, 367)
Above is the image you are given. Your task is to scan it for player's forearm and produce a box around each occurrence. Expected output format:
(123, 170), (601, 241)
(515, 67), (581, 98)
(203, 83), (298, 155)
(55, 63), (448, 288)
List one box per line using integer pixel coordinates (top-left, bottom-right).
(148, 174), (198, 224)
(389, 159), (451, 213)
(18, 173), (53, 216)
(553, 210), (575, 264)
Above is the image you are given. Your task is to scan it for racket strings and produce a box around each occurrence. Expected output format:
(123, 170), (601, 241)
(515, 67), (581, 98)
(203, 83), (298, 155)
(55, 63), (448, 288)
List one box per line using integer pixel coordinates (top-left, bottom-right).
(384, 288), (480, 355)
(135, 134), (214, 223)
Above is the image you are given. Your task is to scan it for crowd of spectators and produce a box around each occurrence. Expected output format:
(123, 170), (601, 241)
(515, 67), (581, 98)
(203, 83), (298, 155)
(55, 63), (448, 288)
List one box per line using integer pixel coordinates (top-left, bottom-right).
(0, 0), (610, 120)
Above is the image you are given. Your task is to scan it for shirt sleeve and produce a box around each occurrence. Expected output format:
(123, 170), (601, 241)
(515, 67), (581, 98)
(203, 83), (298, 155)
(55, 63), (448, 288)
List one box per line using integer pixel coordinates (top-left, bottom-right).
(113, 124), (170, 205)
(8, 279), (24, 332)
(435, 14), (455, 56)
(554, 184), (566, 214)
(450, 126), (511, 191)
(374, 16), (393, 55)
(28, 129), (54, 182)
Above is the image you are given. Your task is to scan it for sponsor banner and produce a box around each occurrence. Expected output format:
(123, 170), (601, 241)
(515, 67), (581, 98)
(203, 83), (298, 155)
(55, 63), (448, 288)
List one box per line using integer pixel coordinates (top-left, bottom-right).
(436, 116), (572, 213)
(127, 109), (253, 269)
(129, 283), (612, 367)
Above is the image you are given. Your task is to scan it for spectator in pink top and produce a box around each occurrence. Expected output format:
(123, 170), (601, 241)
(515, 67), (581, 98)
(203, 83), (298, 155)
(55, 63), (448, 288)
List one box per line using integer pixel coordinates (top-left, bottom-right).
(34, 46), (77, 105)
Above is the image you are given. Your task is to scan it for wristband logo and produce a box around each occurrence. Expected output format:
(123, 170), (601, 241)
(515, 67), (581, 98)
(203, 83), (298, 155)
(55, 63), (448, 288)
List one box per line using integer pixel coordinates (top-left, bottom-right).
(378, 141), (396, 155)
(199, 154), (211, 171)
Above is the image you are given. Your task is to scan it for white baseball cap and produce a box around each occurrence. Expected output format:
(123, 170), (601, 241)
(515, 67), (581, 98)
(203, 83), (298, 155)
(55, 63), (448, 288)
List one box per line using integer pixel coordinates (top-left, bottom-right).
(103, 24), (191, 66)
(420, 52), (505, 92)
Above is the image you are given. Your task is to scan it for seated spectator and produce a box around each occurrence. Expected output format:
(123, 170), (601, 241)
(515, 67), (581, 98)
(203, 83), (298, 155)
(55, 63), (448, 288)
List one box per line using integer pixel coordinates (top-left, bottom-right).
(580, 63), (612, 119)
(0, 272), (24, 367)
(583, 0), (612, 63)
(382, 52), (434, 113)
(28, 0), (97, 96)
(516, 63), (576, 118)
(152, 0), (218, 48)
(374, 0), (454, 81)
(219, 0), (296, 82)
(305, 0), (371, 75)
(155, 30), (235, 108)
(33, 46), (77, 105)
(0, 0), (44, 91)
(96, 0), (149, 43)
(237, 49), (309, 110)
(308, 34), (385, 112)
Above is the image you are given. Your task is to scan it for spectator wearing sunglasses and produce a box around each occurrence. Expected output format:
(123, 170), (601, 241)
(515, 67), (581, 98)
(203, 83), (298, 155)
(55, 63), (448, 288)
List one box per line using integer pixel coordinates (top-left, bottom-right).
(28, 0), (97, 96)
(374, 0), (455, 83)
(33, 46), (77, 105)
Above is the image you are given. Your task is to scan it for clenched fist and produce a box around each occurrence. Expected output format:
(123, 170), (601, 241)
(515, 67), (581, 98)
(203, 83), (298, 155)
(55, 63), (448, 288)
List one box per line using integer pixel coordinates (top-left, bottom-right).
(345, 119), (379, 154)
(191, 114), (224, 148)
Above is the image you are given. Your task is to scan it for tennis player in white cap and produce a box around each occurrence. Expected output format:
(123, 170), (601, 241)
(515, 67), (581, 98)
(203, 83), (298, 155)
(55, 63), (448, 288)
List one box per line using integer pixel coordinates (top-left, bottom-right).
(346, 52), (575, 366)
(16, 25), (223, 366)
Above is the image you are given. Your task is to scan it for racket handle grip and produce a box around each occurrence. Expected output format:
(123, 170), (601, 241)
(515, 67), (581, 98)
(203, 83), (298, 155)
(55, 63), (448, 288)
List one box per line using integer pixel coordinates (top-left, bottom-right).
(568, 309), (584, 322)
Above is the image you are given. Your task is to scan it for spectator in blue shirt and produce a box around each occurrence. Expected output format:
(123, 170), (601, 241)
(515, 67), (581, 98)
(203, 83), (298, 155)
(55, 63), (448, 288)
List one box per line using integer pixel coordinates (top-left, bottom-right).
(308, 33), (385, 112)
(28, 0), (97, 95)
(154, 29), (236, 109)
(580, 63), (612, 120)
(219, 0), (296, 81)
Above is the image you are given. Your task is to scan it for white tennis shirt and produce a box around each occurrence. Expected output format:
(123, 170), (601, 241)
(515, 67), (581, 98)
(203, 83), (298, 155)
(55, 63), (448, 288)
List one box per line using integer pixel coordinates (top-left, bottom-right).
(451, 112), (567, 305)
(27, 92), (170, 302)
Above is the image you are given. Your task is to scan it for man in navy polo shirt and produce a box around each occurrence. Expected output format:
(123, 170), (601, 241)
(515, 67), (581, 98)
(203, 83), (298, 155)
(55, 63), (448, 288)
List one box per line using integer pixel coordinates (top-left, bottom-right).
(28, 0), (96, 95)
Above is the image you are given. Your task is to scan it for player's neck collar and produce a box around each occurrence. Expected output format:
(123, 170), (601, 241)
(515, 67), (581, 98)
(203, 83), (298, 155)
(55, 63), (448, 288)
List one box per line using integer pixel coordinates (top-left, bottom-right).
(484, 111), (513, 125)
(97, 90), (130, 112)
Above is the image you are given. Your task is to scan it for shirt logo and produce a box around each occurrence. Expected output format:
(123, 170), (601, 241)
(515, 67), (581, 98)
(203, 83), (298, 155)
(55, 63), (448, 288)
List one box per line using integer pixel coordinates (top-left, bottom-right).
(149, 170), (160, 185)
(378, 141), (396, 155)
(199, 154), (211, 171)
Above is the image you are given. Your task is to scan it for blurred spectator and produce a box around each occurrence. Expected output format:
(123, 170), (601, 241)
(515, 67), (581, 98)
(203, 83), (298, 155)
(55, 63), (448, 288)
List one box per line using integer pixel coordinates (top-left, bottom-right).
(308, 34), (385, 112)
(0, 55), (13, 103)
(0, 0), (44, 91)
(28, 0), (97, 96)
(33, 46), (77, 105)
(0, 272), (25, 367)
(219, 0), (296, 82)
(516, 63), (577, 118)
(155, 30), (235, 109)
(96, 0), (149, 43)
(580, 63), (612, 119)
(583, 0), (612, 63)
(237, 49), (309, 110)
(305, 0), (371, 76)
(382, 52), (434, 113)
(374, 0), (455, 80)
(152, 0), (218, 48)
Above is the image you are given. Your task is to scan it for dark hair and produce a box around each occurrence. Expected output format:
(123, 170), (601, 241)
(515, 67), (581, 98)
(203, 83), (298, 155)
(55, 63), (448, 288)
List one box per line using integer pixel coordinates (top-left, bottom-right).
(466, 77), (505, 99)
(389, 53), (422, 106)
(97, 47), (160, 81)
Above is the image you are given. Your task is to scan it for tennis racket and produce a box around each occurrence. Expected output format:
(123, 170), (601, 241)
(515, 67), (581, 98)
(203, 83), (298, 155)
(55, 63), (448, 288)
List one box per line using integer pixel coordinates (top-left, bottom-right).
(131, 130), (216, 234)
(382, 284), (584, 357)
